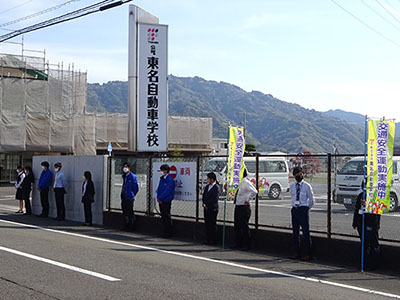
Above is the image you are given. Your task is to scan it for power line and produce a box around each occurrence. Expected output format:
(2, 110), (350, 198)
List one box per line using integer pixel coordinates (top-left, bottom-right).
(0, 0), (34, 15)
(361, 0), (400, 32)
(0, 0), (82, 28)
(383, 0), (400, 14)
(0, 0), (132, 43)
(374, 0), (400, 25)
(330, 0), (400, 48)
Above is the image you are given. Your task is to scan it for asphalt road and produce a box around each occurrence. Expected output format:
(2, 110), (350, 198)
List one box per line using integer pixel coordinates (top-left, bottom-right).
(2, 187), (400, 299)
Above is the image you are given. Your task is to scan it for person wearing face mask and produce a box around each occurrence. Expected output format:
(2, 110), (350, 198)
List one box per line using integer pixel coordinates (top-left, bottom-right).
(82, 171), (95, 226)
(157, 164), (175, 237)
(232, 168), (258, 251)
(21, 166), (34, 215)
(37, 161), (53, 218)
(53, 162), (66, 221)
(15, 166), (25, 213)
(121, 162), (139, 231)
(290, 166), (314, 260)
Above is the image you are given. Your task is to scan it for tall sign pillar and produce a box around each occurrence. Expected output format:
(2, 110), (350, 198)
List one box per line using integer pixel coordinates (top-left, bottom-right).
(128, 5), (168, 152)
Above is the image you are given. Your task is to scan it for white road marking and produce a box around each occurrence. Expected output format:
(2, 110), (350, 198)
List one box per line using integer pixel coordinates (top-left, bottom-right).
(0, 219), (399, 299)
(0, 197), (17, 201)
(0, 205), (18, 212)
(0, 245), (120, 282)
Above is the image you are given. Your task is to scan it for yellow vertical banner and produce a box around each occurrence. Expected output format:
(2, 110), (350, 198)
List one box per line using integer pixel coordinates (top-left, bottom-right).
(366, 120), (396, 214)
(226, 126), (245, 201)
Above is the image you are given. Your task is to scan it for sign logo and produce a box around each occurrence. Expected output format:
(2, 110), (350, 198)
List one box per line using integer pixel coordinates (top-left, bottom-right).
(147, 28), (159, 43)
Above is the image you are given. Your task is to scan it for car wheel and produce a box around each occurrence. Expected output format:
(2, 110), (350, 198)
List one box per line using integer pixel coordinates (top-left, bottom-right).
(268, 184), (281, 200)
(389, 193), (398, 212)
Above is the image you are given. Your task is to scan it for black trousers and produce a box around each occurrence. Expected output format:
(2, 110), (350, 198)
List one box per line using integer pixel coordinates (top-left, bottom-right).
(234, 205), (251, 247)
(23, 190), (32, 215)
(83, 201), (92, 224)
(291, 206), (312, 256)
(159, 202), (172, 236)
(121, 199), (135, 229)
(40, 188), (49, 217)
(54, 188), (65, 220)
(357, 225), (380, 269)
(204, 208), (218, 242)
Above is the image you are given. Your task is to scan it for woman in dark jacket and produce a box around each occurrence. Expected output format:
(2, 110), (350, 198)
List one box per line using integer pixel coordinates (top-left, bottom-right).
(202, 172), (220, 244)
(15, 166), (25, 213)
(82, 171), (95, 226)
(21, 166), (34, 215)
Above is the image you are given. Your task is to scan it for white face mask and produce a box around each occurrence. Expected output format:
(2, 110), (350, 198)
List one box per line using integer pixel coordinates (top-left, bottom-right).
(123, 167), (129, 173)
(42, 166), (46, 170)
(55, 168), (59, 172)
(82, 176), (86, 181)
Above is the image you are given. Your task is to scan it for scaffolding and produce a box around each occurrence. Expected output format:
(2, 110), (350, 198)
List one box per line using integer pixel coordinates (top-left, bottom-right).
(0, 52), (94, 155)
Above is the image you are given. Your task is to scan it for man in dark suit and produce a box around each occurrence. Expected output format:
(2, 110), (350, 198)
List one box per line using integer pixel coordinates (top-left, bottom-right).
(202, 172), (220, 244)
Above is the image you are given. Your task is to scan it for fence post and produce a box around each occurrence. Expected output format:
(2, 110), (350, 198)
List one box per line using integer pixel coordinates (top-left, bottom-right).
(147, 156), (153, 216)
(327, 153), (332, 239)
(196, 156), (200, 223)
(107, 155), (112, 212)
(255, 153), (259, 230)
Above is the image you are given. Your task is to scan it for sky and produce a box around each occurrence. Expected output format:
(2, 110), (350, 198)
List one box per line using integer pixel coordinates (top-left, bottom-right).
(0, 0), (399, 119)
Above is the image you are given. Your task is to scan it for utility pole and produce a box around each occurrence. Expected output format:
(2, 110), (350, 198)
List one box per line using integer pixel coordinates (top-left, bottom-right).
(241, 111), (247, 138)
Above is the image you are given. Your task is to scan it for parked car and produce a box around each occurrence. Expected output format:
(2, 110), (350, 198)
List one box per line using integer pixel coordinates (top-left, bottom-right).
(335, 156), (400, 212)
(201, 156), (290, 199)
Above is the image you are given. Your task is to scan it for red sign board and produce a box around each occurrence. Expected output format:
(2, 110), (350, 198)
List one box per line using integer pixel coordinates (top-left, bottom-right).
(169, 165), (177, 179)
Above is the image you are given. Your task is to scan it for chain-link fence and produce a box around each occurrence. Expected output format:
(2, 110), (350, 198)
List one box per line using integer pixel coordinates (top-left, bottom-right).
(107, 157), (150, 213)
(106, 154), (400, 243)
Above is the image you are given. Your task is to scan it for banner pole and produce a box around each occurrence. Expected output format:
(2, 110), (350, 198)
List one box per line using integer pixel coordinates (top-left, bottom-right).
(361, 115), (368, 272)
(222, 125), (230, 250)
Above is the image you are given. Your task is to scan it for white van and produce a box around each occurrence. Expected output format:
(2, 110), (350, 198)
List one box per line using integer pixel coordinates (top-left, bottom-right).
(335, 156), (400, 212)
(201, 156), (290, 199)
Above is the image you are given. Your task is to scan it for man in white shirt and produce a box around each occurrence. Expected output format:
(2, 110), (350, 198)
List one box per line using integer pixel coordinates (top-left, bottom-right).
(53, 162), (66, 221)
(290, 166), (314, 260)
(233, 169), (258, 250)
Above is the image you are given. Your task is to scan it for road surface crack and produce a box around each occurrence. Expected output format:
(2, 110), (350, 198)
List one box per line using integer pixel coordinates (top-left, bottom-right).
(0, 276), (62, 300)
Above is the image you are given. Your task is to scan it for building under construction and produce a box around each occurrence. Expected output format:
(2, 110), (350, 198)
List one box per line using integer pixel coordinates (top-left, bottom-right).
(0, 51), (213, 182)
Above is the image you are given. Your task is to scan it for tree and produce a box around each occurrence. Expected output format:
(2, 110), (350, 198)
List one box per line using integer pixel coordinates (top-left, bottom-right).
(245, 144), (257, 152)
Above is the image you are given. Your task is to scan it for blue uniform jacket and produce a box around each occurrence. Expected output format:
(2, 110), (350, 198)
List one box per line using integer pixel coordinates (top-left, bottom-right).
(122, 172), (139, 201)
(38, 169), (53, 189)
(157, 174), (175, 203)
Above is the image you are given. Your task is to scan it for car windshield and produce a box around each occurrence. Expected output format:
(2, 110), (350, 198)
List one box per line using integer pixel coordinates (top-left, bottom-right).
(338, 160), (364, 175)
(203, 160), (226, 173)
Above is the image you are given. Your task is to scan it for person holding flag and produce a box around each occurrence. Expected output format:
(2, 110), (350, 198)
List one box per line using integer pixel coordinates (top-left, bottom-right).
(352, 194), (381, 270)
(354, 118), (395, 271)
(232, 169), (258, 250)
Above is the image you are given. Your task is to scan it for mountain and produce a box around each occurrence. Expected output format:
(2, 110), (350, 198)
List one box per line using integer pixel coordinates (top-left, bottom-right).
(323, 109), (400, 138)
(86, 76), (366, 153)
(323, 109), (365, 125)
